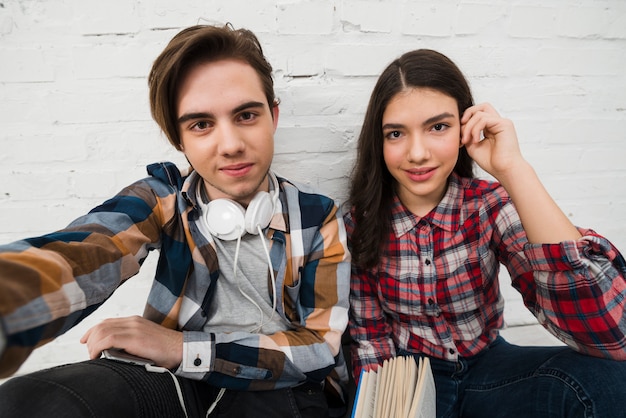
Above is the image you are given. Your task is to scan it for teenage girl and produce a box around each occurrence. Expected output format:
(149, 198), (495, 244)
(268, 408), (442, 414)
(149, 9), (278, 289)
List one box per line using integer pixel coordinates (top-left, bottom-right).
(345, 49), (626, 418)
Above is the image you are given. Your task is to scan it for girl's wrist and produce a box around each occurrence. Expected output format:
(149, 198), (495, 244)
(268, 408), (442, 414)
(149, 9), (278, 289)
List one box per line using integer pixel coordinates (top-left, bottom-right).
(493, 159), (534, 189)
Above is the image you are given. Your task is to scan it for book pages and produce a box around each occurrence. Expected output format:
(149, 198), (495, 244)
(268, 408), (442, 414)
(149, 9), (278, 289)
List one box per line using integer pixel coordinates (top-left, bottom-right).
(351, 356), (436, 418)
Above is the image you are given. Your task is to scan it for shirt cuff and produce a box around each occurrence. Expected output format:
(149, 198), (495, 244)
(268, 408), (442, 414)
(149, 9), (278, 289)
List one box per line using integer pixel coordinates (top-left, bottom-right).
(524, 228), (614, 272)
(524, 239), (587, 272)
(179, 331), (214, 374)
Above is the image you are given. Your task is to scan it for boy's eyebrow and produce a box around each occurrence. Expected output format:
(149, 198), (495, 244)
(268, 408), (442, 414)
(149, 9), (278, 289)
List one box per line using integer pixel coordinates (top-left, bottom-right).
(178, 112), (211, 125)
(382, 112), (456, 131)
(177, 101), (266, 125)
(233, 101), (266, 114)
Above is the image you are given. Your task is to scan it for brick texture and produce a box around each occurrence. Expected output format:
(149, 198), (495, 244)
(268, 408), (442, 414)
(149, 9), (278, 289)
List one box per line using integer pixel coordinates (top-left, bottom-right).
(1, 0), (625, 377)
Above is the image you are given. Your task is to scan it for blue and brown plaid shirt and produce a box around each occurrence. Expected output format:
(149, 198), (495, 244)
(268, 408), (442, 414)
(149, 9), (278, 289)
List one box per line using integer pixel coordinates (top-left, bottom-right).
(0, 162), (350, 401)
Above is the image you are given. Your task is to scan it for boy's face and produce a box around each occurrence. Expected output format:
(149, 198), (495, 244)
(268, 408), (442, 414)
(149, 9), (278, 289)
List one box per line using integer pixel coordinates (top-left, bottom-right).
(176, 59), (278, 206)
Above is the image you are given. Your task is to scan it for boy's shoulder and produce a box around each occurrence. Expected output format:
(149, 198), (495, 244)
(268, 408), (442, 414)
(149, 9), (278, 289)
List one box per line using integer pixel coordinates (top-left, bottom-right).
(276, 174), (338, 222)
(146, 161), (188, 189)
(277, 175), (335, 202)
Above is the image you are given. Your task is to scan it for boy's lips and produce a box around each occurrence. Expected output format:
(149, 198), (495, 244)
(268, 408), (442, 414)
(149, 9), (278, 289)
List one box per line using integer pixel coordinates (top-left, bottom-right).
(220, 163), (253, 177)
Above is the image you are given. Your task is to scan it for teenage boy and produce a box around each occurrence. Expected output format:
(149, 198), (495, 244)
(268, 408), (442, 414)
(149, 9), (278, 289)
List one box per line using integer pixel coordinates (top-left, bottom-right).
(0, 24), (350, 418)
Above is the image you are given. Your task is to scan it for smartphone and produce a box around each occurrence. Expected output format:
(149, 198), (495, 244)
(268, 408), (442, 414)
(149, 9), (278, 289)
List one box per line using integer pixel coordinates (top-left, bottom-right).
(102, 348), (154, 366)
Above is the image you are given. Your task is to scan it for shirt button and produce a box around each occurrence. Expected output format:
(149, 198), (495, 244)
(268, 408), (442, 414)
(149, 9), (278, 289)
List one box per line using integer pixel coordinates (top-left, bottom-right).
(425, 259), (431, 266)
(449, 348), (455, 355)
(428, 298), (435, 305)
(194, 357), (202, 366)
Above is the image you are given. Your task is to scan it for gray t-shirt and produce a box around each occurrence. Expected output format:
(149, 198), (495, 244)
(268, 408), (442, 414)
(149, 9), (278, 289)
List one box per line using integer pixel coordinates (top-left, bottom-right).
(203, 232), (290, 335)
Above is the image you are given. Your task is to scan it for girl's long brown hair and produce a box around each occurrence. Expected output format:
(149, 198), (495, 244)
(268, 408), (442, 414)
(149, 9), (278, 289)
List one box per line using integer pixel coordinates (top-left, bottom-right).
(348, 49), (475, 269)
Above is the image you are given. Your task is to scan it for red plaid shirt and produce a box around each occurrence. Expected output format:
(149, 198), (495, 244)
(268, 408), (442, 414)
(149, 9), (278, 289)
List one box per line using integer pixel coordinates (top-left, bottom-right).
(345, 174), (626, 379)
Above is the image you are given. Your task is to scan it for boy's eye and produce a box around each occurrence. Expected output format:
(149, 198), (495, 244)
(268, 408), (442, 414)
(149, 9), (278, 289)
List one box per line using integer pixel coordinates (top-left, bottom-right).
(432, 123), (447, 131)
(240, 111), (256, 121)
(193, 121), (209, 130)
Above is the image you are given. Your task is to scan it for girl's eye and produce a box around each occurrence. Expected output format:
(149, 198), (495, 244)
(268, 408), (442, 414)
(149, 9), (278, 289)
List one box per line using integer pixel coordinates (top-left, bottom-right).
(385, 130), (402, 139)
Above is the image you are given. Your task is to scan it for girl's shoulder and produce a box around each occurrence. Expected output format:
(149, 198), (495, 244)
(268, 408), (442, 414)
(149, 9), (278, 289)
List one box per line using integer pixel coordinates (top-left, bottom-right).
(457, 175), (507, 197)
(454, 175), (510, 211)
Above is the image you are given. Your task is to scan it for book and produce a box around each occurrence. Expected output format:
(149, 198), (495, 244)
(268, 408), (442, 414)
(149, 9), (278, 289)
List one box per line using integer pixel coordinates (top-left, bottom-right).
(351, 356), (436, 418)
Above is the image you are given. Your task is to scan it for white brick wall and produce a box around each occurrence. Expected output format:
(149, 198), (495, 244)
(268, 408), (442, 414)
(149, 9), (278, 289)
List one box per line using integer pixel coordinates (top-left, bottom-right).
(1, 0), (625, 378)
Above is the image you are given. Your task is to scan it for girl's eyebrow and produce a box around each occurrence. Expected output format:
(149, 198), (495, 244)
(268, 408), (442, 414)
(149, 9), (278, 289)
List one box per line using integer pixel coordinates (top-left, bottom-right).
(421, 112), (456, 127)
(382, 122), (404, 131)
(382, 112), (456, 131)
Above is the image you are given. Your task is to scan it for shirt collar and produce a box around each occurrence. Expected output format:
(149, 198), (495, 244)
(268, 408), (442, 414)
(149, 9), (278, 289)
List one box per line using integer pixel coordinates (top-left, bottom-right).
(182, 169), (287, 233)
(391, 173), (463, 237)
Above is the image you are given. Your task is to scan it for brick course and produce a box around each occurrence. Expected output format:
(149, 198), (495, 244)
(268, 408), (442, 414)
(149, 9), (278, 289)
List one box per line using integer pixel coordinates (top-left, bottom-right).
(1, 0), (624, 377)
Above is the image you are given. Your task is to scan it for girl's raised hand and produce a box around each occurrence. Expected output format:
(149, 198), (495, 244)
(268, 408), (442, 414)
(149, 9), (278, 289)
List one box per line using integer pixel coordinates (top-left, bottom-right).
(460, 103), (526, 181)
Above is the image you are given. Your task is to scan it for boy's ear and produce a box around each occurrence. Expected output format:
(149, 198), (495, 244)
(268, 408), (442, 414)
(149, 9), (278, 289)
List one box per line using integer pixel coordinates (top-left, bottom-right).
(271, 101), (280, 130)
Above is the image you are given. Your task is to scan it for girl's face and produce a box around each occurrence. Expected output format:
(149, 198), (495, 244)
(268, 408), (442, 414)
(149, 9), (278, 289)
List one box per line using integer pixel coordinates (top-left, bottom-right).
(382, 87), (461, 217)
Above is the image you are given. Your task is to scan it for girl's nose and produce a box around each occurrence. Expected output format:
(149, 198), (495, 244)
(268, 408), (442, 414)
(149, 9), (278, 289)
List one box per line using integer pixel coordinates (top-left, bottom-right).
(407, 135), (430, 162)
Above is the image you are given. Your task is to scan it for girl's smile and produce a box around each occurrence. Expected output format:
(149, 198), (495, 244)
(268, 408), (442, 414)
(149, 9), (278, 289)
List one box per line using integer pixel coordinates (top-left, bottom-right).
(382, 87), (461, 217)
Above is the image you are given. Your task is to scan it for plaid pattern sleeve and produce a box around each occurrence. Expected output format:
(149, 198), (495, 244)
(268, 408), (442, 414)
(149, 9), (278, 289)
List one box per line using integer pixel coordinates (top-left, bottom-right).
(346, 173), (626, 380)
(0, 175), (175, 377)
(344, 212), (396, 381)
(512, 230), (626, 360)
(0, 166), (351, 395)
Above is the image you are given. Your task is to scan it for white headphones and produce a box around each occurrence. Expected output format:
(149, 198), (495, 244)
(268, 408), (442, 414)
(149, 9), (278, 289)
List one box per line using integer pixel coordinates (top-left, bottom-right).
(200, 173), (279, 241)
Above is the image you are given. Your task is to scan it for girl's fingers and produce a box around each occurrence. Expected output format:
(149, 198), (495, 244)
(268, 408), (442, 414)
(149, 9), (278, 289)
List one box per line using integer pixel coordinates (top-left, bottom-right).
(462, 104), (507, 145)
(462, 103), (499, 123)
(462, 109), (488, 144)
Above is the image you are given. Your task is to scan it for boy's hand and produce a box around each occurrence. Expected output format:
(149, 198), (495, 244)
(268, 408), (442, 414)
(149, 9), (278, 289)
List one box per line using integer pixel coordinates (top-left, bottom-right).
(81, 315), (183, 370)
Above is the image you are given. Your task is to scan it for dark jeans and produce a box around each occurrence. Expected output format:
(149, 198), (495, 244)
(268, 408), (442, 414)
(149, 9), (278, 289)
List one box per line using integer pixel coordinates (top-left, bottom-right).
(400, 337), (626, 418)
(0, 359), (328, 418)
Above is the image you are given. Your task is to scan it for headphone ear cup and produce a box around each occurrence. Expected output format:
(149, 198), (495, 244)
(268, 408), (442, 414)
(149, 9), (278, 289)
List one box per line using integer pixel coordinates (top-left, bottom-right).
(205, 199), (246, 241)
(244, 191), (273, 235)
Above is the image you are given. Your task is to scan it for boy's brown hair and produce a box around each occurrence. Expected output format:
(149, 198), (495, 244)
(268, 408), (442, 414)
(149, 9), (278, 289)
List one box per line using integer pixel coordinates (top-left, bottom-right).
(148, 24), (275, 150)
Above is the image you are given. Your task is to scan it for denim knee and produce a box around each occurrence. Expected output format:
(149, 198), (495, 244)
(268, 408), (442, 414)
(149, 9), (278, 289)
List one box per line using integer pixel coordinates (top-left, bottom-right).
(0, 372), (104, 418)
(538, 349), (626, 418)
(462, 343), (626, 418)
